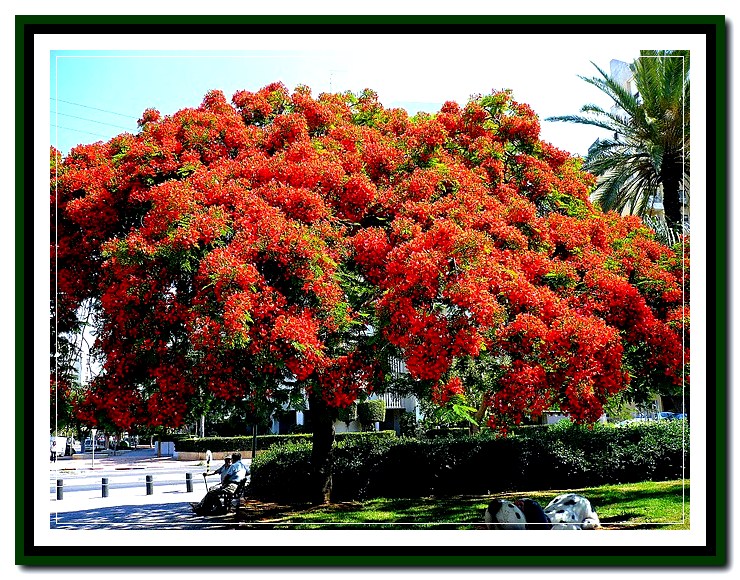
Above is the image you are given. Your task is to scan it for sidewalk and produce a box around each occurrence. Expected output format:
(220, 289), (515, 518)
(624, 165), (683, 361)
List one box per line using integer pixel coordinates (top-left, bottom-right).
(50, 488), (237, 530)
(50, 446), (204, 472)
(49, 448), (241, 529)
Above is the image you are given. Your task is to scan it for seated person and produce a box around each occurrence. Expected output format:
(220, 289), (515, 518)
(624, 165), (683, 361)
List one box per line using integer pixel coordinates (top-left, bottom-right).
(191, 452), (249, 515)
(204, 455), (231, 486)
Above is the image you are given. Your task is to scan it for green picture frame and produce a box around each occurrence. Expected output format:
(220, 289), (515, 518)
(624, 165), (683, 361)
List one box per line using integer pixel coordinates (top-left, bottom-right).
(18, 12), (726, 568)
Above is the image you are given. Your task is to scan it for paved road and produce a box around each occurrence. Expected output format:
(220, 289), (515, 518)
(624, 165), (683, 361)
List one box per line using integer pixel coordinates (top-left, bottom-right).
(49, 447), (250, 530)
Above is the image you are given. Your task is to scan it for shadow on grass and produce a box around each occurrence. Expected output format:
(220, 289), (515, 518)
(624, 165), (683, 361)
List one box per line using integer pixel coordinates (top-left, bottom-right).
(236, 480), (689, 530)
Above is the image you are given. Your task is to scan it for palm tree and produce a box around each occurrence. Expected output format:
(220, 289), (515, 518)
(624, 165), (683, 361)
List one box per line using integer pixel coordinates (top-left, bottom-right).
(548, 50), (689, 231)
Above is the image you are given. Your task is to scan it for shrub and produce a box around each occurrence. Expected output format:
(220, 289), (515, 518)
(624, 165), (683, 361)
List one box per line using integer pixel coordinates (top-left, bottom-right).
(248, 421), (688, 502)
(175, 430), (396, 453)
(336, 430), (396, 444)
(398, 411), (420, 438)
(425, 427), (469, 439)
(249, 441), (313, 502)
(616, 419), (689, 482)
(175, 434), (311, 453)
(357, 400), (386, 430)
(169, 433), (198, 443)
(333, 435), (399, 499)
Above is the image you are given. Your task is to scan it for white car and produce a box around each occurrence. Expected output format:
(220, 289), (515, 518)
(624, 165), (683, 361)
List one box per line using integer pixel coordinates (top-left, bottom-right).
(615, 417), (649, 427)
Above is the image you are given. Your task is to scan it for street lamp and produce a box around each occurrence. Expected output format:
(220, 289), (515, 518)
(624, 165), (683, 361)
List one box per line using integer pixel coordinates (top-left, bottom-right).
(91, 428), (97, 469)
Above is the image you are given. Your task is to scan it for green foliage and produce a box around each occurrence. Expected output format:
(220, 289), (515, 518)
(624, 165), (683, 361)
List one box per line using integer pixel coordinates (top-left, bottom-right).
(175, 430), (397, 453)
(336, 430), (397, 444)
(398, 410), (420, 438)
(431, 396), (479, 428)
(643, 214), (685, 247)
(542, 270), (577, 291)
(238, 480), (689, 529)
(446, 352), (508, 422)
(249, 441), (313, 502)
(357, 400), (386, 429)
(169, 433), (199, 442)
(249, 421), (687, 502)
(337, 402), (358, 425)
(175, 162), (199, 179)
(176, 434), (311, 452)
(556, 193), (588, 219)
(622, 341), (683, 405)
(477, 91), (511, 118)
(602, 393), (637, 422)
(248, 431), (398, 502)
(348, 88), (388, 127)
(425, 427), (470, 438)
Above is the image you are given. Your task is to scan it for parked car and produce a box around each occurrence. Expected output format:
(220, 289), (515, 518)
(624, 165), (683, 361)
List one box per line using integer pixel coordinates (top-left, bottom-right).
(615, 417), (649, 427)
(49, 436), (67, 458)
(83, 438), (106, 451)
(657, 411), (677, 420)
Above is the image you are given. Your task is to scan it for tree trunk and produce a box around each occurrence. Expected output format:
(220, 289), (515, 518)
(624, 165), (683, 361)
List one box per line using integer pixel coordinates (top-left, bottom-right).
(469, 400), (489, 434)
(309, 392), (336, 505)
(661, 150), (684, 230)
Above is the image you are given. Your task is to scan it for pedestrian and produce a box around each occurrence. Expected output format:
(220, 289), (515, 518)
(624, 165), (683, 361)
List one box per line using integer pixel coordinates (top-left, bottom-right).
(50, 439), (57, 462)
(191, 452), (249, 515)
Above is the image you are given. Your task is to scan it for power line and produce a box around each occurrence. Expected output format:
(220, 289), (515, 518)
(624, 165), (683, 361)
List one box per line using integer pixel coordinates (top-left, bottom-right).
(50, 110), (134, 131)
(50, 124), (112, 139)
(50, 97), (138, 119)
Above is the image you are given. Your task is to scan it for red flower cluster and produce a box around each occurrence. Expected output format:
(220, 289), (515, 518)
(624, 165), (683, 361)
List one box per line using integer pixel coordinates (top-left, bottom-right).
(431, 376), (465, 406)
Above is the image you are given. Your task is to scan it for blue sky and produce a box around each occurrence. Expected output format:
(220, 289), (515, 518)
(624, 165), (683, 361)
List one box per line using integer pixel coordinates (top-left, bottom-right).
(48, 35), (663, 158)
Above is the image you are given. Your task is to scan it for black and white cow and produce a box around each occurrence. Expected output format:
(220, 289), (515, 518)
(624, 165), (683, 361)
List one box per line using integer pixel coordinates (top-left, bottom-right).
(484, 494), (599, 530)
(483, 499), (527, 530)
(514, 498), (553, 530)
(543, 493), (600, 530)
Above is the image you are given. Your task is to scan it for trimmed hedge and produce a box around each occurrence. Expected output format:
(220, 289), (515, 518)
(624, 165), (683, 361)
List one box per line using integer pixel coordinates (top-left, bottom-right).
(248, 420), (688, 502)
(357, 400), (386, 426)
(174, 430), (396, 453)
(426, 427), (469, 439)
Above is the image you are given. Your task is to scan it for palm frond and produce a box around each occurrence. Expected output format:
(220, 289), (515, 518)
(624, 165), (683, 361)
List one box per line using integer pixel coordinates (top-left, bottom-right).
(549, 51), (689, 227)
(545, 113), (624, 134)
(643, 214), (686, 246)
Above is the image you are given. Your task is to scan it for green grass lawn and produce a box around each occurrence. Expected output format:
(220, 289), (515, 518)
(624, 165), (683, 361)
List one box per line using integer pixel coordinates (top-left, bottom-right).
(236, 479), (689, 530)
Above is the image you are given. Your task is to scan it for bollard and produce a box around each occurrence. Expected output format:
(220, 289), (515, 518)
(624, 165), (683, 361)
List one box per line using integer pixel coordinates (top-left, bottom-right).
(145, 474), (153, 495)
(185, 472), (193, 493)
(102, 477), (109, 498)
(56, 479), (63, 500)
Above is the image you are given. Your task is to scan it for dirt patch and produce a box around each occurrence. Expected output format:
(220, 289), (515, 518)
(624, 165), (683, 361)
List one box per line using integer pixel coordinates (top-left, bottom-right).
(236, 499), (362, 523)
(238, 499), (288, 520)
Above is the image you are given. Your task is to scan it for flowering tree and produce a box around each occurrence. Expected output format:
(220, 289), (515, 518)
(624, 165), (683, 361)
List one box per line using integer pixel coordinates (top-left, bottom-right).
(52, 83), (687, 503)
